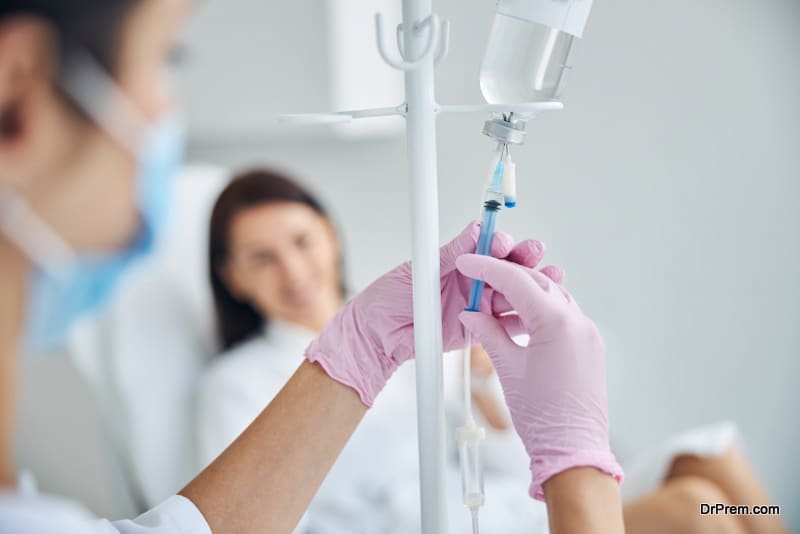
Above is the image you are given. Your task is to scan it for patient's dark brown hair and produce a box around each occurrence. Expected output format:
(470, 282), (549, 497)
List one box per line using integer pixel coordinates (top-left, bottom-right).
(208, 169), (346, 350)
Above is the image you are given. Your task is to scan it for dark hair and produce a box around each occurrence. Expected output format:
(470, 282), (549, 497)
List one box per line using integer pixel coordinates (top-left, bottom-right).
(0, 1), (136, 74)
(209, 169), (346, 351)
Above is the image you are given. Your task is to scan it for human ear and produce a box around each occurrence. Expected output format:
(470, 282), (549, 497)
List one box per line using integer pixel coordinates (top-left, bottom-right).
(0, 18), (55, 184)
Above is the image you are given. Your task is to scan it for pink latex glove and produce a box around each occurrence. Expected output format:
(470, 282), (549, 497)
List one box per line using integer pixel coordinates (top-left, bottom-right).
(305, 221), (546, 407)
(456, 254), (624, 501)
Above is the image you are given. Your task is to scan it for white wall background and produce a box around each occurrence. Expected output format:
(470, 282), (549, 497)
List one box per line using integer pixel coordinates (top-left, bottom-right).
(14, 0), (799, 529)
(178, 0), (800, 527)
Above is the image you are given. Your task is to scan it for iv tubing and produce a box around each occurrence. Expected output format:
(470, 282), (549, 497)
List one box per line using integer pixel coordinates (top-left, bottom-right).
(463, 331), (474, 424)
(458, 145), (511, 534)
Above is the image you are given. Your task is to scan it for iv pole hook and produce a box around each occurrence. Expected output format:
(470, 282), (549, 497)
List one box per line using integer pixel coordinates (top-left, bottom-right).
(376, 13), (441, 71)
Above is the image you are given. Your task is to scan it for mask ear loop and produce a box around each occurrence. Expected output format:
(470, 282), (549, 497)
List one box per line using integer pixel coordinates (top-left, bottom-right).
(0, 186), (76, 278)
(0, 48), (150, 277)
(59, 47), (147, 156)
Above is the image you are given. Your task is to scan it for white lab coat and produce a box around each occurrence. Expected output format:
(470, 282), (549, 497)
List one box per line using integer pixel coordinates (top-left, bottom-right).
(0, 481), (210, 534)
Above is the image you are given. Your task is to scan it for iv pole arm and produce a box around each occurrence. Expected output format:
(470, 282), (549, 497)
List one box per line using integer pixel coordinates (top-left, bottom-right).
(277, 101), (562, 125)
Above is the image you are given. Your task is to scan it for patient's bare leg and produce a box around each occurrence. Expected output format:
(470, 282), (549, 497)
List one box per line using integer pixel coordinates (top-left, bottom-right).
(623, 476), (747, 534)
(665, 446), (788, 534)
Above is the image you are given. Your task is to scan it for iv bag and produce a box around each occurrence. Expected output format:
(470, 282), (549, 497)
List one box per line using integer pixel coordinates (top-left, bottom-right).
(479, 0), (593, 104)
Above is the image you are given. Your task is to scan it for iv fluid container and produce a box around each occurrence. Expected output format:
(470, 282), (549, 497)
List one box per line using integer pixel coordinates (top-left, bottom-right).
(480, 14), (575, 103)
(479, 0), (593, 103)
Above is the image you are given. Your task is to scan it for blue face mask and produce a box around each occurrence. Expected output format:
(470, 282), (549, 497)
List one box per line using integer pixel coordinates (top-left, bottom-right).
(0, 49), (185, 354)
(23, 117), (184, 351)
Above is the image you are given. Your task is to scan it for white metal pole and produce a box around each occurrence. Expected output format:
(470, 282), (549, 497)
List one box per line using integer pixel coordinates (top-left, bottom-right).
(400, 0), (448, 532)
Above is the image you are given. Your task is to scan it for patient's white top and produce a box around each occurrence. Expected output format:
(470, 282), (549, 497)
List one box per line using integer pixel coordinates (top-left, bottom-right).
(196, 320), (322, 465)
(0, 490), (210, 534)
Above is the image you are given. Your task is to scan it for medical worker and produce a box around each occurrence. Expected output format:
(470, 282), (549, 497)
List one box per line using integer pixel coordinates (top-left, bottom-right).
(0, 0), (674, 532)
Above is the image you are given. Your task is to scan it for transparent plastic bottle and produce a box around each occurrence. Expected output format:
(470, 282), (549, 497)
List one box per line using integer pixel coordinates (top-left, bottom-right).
(480, 13), (576, 104)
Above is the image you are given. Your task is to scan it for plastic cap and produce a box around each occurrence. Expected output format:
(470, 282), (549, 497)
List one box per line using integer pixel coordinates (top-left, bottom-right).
(502, 159), (517, 208)
(483, 119), (527, 145)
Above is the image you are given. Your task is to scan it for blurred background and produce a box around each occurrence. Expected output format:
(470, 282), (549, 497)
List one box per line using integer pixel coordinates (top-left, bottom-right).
(16, 0), (800, 530)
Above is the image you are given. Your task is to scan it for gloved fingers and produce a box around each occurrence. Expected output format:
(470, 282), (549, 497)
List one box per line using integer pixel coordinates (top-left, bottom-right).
(439, 221), (514, 275)
(561, 286), (585, 313)
(529, 270), (560, 293)
(440, 221), (480, 275)
(530, 270), (576, 307)
(492, 260), (571, 316)
(558, 286), (573, 304)
(491, 282), (566, 330)
(507, 239), (545, 270)
(490, 230), (515, 259)
(491, 291), (514, 315)
(456, 254), (551, 329)
(489, 285), (538, 315)
(497, 313), (527, 338)
(459, 311), (517, 360)
(488, 264), (563, 312)
(539, 264), (564, 285)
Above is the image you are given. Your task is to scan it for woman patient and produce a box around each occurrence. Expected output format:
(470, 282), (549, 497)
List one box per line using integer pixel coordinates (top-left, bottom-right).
(197, 168), (786, 534)
(198, 168), (345, 463)
(197, 169), (430, 533)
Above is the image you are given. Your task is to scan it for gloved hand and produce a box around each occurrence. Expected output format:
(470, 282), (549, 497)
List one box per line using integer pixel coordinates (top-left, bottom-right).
(456, 254), (624, 501)
(305, 221), (546, 407)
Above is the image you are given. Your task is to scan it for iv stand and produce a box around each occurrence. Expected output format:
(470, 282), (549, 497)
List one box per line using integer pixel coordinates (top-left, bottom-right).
(279, 2), (562, 532)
